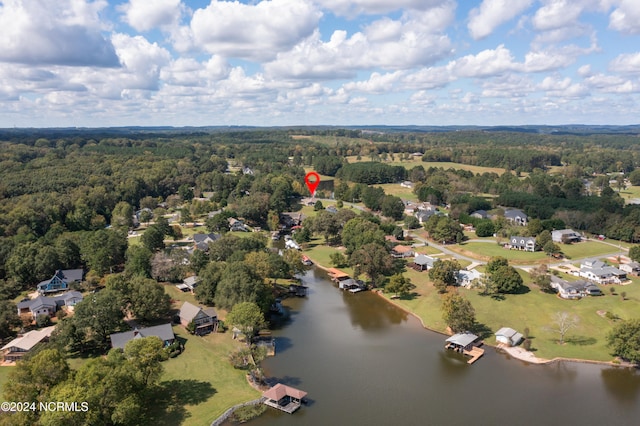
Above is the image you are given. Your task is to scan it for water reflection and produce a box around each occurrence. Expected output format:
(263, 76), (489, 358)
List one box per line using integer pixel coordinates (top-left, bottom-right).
(601, 367), (640, 406)
(341, 291), (408, 331)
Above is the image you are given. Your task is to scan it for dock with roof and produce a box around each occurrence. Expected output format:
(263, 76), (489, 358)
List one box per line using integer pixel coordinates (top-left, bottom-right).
(262, 383), (308, 414)
(445, 333), (485, 364)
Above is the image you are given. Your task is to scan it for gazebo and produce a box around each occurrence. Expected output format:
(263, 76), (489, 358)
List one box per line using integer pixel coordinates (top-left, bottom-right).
(263, 384), (307, 414)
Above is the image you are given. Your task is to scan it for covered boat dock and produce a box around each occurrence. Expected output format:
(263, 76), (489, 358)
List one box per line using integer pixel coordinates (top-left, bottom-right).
(263, 383), (308, 414)
(445, 333), (485, 364)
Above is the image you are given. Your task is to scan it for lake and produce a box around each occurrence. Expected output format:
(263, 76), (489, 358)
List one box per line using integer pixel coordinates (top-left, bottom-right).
(244, 268), (640, 426)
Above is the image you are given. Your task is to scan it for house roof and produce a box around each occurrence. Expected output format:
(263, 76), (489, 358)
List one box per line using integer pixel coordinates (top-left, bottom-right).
(1, 326), (55, 352)
(552, 229), (579, 236)
(471, 210), (488, 218)
(495, 327), (519, 338)
(179, 301), (217, 323)
(504, 208), (527, 219)
(110, 323), (175, 349)
(446, 333), (478, 347)
(17, 295), (56, 311)
(263, 383), (307, 401)
(53, 291), (83, 304)
(183, 276), (199, 287)
(193, 233), (221, 244)
(414, 254), (435, 266)
(392, 245), (413, 254)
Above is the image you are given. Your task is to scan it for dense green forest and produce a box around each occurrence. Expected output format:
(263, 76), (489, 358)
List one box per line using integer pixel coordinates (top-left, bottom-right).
(3, 126), (640, 423)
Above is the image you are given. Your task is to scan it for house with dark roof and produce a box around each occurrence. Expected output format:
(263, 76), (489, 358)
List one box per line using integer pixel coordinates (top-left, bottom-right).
(37, 269), (83, 294)
(17, 296), (57, 319)
(509, 236), (536, 252)
(470, 210), (489, 219)
(193, 233), (221, 251)
(552, 229), (582, 244)
(109, 323), (176, 349)
(550, 276), (603, 299)
(1, 326), (55, 362)
(504, 209), (528, 226)
(17, 291), (84, 320)
(179, 301), (217, 335)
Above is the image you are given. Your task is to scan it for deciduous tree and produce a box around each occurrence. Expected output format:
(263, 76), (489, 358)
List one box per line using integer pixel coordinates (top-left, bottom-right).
(607, 318), (640, 363)
(441, 293), (476, 333)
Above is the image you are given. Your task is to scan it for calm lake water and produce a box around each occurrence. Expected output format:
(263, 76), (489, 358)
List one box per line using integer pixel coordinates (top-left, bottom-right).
(245, 268), (640, 426)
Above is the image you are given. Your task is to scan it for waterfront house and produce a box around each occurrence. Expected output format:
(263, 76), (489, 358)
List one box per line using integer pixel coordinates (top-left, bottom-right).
(179, 301), (217, 335)
(504, 208), (528, 226)
(495, 327), (523, 346)
(263, 384), (307, 414)
(509, 236), (536, 252)
(109, 323), (176, 349)
(1, 326), (55, 362)
(37, 269), (83, 294)
(552, 229), (582, 244)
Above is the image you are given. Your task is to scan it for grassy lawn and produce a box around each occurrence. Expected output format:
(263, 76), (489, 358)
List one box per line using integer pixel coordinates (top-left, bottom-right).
(344, 156), (507, 175)
(0, 365), (12, 395)
(385, 267), (640, 361)
(560, 241), (622, 259)
(377, 183), (418, 201)
(155, 328), (261, 426)
(451, 242), (549, 263)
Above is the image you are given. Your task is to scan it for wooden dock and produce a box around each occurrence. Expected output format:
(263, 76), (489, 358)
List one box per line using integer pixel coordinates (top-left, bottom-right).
(464, 347), (485, 364)
(263, 399), (301, 414)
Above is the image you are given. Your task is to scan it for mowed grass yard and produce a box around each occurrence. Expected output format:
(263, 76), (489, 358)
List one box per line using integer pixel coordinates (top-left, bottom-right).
(384, 264), (640, 361)
(155, 328), (260, 426)
(0, 365), (11, 396)
(343, 156), (507, 175)
(449, 240), (623, 264)
(157, 285), (260, 426)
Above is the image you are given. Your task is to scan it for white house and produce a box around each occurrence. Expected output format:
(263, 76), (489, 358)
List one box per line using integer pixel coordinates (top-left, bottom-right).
(495, 327), (523, 346)
(579, 259), (626, 284)
(509, 236), (536, 252)
(620, 261), (640, 276)
(457, 269), (482, 287)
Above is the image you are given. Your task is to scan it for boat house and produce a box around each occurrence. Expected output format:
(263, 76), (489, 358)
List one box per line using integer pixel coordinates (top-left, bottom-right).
(263, 383), (307, 414)
(445, 333), (484, 364)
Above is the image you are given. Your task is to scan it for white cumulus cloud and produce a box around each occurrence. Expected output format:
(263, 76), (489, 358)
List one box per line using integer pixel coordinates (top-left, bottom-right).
(119, 0), (184, 32)
(189, 0), (321, 61)
(609, 0), (640, 34)
(0, 0), (119, 67)
(468, 0), (532, 40)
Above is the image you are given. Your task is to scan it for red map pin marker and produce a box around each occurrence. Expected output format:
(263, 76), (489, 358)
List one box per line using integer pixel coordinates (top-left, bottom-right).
(305, 172), (320, 196)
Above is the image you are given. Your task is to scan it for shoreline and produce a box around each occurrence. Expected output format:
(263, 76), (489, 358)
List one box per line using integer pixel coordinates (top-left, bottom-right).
(307, 254), (636, 369)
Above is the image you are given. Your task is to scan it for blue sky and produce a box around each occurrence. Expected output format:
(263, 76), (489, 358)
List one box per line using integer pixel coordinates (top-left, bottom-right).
(1, 0), (640, 127)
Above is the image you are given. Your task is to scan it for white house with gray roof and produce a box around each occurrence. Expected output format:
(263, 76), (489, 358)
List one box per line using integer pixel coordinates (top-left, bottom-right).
(1, 326), (55, 362)
(579, 259), (626, 284)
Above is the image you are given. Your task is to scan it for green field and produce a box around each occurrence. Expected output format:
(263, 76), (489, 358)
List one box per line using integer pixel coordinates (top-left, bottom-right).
(377, 183), (419, 201)
(344, 156), (507, 175)
(560, 241), (623, 259)
(0, 365), (11, 396)
(385, 267), (640, 361)
(154, 328), (260, 426)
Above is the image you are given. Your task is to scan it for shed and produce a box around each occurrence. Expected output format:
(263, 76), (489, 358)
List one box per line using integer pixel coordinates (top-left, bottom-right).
(495, 327), (523, 346)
